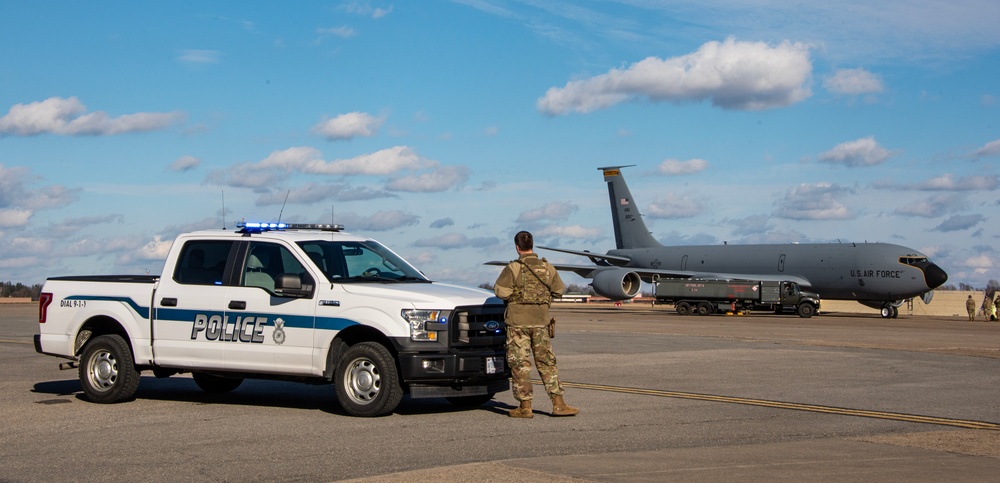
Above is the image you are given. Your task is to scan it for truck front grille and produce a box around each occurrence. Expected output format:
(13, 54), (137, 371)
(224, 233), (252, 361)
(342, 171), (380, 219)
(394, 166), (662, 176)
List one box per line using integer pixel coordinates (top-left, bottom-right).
(452, 305), (506, 347)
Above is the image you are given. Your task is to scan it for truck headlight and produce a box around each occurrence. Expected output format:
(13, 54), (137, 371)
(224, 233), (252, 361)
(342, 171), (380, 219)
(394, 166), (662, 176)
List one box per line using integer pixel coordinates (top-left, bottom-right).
(401, 309), (443, 341)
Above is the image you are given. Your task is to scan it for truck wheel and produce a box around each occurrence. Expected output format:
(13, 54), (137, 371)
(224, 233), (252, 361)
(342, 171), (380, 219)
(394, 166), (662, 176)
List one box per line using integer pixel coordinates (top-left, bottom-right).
(696, 302), (712, 316)
(796, 303), (816, 318)
(676, 302), (692, 316)
(335, 342), (403, 417)
(446, 393), (495, 408)
(79, 334), (140, 404)
(192, 373), (244, 393)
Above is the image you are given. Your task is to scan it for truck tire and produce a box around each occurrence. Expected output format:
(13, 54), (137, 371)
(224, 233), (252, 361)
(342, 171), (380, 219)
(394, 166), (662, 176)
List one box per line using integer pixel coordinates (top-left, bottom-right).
(446, 393), (495, 408)
(193, 373), (244, 393)
(696, 302), (712, 316)
(79, 334), (140, 404)
(676, 302), (692, 316)
(797, 303), (816, 318)
(335, 342), (403, 417)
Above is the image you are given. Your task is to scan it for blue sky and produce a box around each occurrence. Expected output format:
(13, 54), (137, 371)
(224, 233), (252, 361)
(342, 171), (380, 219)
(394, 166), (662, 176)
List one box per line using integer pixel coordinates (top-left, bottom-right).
(2, 0), (999, 290)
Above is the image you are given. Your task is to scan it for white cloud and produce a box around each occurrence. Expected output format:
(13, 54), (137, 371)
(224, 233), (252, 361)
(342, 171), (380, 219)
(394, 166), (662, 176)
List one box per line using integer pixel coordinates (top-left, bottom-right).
(974, 139), (1000, 157)
(774, 183), (854, 220)
(0, 164), (79, 226)
(934, 214), (984, 232)
(169, 155), (201, 172)
(317, 26), (356, 39)
(893, 194), (966, 217)
(537, 38), (812, 115)
(645, 193), (703, 219)
(0, 97), (184, 136)
(657, 158), (709, 175)
(533, 225), (602, 239)
(818, 136), (896, 166)
(311, 112), (385, 141)
(914, 173), (998, 191)
(177, 49), (221, 64)
(516, 201), (578, 223)
(413, 233), (500, 249)
(823, 68), (884, 95)
(334, 210), (420, 231)
(253, 182), (396, 206)
(430, 218), (455, 229)
(0, 209), (32, 228)
(386, 165), (470, 192)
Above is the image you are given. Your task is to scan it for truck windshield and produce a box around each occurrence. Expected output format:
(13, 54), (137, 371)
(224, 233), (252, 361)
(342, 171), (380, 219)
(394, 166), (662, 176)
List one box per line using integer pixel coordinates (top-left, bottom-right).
(296, 240), (430, 283)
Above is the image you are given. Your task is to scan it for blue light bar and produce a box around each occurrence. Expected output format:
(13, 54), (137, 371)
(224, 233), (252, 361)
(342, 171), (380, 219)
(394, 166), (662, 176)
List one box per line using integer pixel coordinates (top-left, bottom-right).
(235, 221), (345, 233)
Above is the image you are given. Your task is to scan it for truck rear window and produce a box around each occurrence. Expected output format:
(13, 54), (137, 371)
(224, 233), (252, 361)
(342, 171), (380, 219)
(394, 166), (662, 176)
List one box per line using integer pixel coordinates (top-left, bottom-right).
(173, 240), (234, 285)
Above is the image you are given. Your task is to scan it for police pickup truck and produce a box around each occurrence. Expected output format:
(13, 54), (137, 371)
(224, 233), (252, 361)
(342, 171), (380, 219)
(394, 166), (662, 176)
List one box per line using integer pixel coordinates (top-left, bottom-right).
(35, 222), (508, 417)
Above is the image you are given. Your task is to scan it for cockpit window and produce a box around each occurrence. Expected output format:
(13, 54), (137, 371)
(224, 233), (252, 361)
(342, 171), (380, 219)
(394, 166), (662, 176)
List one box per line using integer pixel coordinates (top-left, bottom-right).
(296, 240), (430, 283)
(899, 256), (928, 265)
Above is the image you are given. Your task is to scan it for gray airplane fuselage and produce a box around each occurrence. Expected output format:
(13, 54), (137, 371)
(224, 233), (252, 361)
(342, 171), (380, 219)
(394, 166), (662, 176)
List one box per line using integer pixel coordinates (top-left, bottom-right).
(609, 242), (944, 302)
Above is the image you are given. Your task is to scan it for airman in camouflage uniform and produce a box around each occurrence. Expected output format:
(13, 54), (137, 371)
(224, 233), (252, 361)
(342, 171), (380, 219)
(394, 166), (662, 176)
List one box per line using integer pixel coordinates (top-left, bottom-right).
(494, 231), (578, 418)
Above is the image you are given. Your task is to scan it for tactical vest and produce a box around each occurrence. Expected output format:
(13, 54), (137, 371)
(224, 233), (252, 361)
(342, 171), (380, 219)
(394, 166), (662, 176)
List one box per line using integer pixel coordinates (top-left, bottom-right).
(511, 258), (552, 305)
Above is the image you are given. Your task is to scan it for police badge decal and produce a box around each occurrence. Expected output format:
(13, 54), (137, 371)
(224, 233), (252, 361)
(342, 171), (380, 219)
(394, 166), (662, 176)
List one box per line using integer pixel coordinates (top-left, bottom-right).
(272, 318), (286, 345)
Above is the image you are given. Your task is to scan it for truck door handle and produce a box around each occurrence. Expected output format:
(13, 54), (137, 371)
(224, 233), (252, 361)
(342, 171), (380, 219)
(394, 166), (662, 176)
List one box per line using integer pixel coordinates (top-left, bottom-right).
(161, 298), (177, 307)
(229, 300), (247, 310)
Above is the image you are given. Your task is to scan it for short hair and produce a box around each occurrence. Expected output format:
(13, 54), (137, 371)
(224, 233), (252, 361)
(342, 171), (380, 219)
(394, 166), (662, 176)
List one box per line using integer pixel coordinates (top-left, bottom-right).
(514, 231), (533, 251)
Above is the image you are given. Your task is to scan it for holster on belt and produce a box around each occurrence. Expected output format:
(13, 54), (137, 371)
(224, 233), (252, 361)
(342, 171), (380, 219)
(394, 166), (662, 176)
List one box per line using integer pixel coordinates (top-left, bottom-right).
(547, 317), (556, 338)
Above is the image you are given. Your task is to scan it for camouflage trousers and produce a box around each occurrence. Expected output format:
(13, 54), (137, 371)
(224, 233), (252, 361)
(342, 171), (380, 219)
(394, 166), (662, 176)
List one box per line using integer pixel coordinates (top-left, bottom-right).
(506, 325), (563, 402)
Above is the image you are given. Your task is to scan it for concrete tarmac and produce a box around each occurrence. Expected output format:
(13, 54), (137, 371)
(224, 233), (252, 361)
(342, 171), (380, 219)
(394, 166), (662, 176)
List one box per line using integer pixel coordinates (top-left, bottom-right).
(3, 303), (999, 482)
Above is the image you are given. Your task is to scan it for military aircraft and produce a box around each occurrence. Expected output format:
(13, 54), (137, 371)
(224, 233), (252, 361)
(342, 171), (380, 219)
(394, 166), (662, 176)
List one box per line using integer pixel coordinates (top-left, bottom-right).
(514, 166), (948, 318)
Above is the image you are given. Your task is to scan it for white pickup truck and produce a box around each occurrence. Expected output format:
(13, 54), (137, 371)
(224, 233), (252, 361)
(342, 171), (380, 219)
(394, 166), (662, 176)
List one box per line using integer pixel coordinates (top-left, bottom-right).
(35, 222), (509, 416)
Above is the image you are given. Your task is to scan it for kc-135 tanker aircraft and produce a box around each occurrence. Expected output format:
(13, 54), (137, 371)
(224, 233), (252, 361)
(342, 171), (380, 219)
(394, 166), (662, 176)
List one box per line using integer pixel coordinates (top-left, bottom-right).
(499, 166), (948, 318)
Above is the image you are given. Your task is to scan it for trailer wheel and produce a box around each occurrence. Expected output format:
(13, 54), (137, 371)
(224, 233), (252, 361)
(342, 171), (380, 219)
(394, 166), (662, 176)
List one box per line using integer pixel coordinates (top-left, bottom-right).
(676, 302), (692, 315)
(696, 302), (712, 316)
(334, 342), (403, 417)
(796, 303), (816, 318)
(79, 334), (140, 404)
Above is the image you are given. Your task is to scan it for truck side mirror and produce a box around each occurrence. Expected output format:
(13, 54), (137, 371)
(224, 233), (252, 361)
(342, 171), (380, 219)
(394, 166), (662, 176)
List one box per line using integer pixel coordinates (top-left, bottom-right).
(274, 273), (312, 298)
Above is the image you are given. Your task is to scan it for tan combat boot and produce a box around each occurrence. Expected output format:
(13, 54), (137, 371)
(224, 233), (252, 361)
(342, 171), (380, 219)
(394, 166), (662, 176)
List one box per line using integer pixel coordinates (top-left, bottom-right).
(550, 395), (579, 416)
(508, 400), (533, 418)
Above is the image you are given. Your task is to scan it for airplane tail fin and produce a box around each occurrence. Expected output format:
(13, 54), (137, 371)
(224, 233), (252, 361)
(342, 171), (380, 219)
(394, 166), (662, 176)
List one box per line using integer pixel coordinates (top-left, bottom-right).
(599, 166), (662, 249)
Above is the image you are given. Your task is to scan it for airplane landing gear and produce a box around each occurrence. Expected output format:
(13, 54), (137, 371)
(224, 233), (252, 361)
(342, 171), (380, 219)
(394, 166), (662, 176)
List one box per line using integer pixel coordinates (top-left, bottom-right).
(880, 303), (899, 319)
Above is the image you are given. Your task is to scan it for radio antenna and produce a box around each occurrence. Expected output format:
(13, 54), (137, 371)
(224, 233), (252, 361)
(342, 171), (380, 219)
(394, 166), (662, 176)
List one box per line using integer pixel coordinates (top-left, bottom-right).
(221, 190), (226, 230)
(277, 190), (290, 223)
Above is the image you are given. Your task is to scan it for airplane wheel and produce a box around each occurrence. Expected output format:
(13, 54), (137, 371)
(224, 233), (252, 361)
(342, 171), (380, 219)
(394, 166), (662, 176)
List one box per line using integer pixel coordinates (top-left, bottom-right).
(676, 302), (692, 316)
(891, 306), (899, 318)
(880, 305), (893, 318)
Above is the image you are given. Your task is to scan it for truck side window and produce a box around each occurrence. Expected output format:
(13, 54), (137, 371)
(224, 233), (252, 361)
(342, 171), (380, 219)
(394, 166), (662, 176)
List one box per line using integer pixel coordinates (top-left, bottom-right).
(173, 240), (233, 285)
(241, 242), (312, 293)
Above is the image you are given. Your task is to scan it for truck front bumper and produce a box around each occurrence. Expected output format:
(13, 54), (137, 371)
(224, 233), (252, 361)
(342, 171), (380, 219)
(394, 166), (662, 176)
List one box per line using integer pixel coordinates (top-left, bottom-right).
(397, 349), (510, 398)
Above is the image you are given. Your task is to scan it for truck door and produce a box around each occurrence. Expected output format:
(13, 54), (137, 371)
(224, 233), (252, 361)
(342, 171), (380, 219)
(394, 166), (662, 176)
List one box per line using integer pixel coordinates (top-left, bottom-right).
(224, 240), (317, 375)
(153, 239), (237, 369)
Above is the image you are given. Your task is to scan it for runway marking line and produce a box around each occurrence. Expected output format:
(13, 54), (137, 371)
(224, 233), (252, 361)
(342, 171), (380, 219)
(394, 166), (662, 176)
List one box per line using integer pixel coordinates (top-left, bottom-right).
(542, 380), (1000, 431)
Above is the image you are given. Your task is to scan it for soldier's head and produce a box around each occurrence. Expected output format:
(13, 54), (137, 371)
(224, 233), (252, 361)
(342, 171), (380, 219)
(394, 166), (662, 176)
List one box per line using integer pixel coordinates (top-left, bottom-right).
(514, 231), (533, 253)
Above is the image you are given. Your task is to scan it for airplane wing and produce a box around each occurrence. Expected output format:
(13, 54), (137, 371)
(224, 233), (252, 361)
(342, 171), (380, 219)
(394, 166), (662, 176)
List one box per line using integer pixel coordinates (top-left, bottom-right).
(536, 246), (630, 266)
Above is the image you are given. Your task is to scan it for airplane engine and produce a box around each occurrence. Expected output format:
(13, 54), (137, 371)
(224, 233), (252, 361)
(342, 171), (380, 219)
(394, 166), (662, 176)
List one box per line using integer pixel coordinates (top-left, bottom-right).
(591, 269), (642, 300)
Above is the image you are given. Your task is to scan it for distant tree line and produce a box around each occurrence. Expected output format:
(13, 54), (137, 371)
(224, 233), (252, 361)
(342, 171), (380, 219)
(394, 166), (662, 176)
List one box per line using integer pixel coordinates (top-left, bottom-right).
(1, 281), (43, 300)
(938, 280), (1000, 293)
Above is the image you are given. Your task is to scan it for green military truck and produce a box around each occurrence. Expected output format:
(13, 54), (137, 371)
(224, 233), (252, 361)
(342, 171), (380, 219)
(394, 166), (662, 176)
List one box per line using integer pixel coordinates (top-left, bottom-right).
(653, 279), (820, 318)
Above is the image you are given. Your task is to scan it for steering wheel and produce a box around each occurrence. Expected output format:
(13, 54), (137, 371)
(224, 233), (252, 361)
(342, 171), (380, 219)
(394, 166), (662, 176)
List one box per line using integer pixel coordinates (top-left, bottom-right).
(361, 267), (383, 278)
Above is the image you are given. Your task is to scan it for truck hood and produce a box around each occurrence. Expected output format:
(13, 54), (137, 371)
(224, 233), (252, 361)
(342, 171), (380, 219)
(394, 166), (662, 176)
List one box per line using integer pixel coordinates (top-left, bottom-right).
(337, 281), (503, 308)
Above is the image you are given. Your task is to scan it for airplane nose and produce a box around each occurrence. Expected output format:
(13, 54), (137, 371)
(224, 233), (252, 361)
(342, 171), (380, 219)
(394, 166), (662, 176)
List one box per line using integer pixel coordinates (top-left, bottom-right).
(921, 262), (948, 289)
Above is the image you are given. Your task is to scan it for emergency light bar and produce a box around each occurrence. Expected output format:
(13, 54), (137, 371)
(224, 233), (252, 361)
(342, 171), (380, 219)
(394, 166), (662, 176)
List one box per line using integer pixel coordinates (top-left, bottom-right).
(236, 221), (345, 233)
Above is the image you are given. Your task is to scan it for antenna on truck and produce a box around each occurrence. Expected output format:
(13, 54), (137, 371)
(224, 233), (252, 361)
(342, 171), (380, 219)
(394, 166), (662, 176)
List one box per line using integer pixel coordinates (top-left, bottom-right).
(221, 190), (226, 230)
(277, 190), (290, 223)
